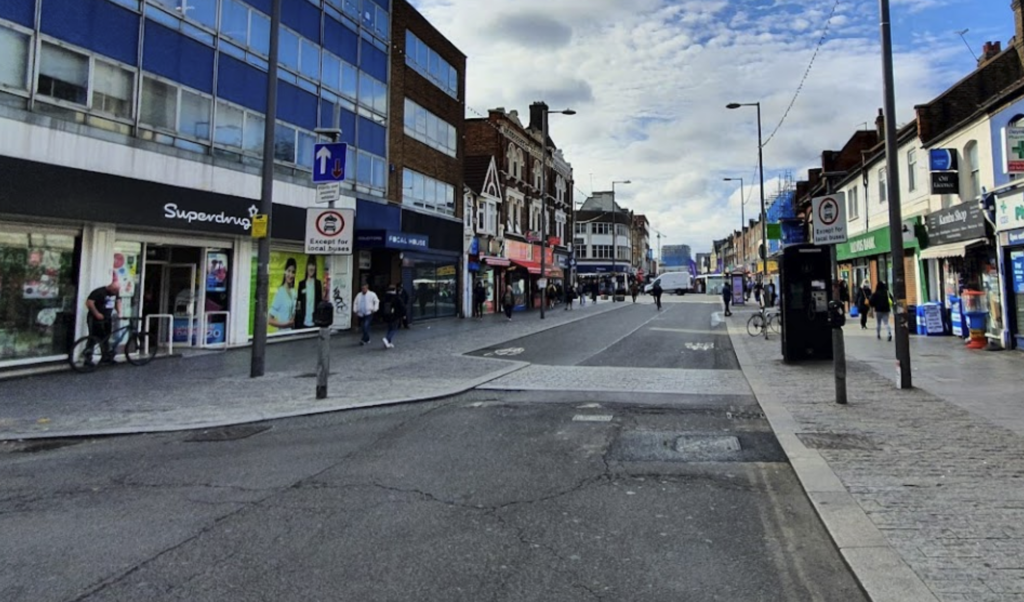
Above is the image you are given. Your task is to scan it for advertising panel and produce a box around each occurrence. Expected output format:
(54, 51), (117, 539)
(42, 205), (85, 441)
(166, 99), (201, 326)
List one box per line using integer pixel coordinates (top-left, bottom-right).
(249, 250), (327, 335)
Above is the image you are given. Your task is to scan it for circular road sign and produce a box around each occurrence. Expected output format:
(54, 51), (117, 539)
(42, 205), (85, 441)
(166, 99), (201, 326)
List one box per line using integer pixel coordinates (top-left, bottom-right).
(819, 197), (840, 226)
(315, 210), (346, 238)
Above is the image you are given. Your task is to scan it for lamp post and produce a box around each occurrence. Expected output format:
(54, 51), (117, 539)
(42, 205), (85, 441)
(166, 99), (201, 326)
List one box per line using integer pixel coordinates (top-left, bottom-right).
(724, 177), (745, 269)
(611, 180), (631, 300)
(727, 102), (767, 339)
(539, 106), (576, 319)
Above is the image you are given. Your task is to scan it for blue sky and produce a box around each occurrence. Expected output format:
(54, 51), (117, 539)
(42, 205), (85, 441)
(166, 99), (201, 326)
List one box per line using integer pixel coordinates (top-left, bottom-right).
(411, 0), (1010, 253)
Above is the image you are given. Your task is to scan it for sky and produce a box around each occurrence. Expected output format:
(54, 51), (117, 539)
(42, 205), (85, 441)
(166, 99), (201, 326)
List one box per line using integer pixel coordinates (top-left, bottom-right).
(408, 0), (1010, 256)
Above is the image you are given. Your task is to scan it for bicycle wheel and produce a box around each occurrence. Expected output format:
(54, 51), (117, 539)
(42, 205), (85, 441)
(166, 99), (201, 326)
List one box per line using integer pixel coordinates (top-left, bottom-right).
(746, 313), (765, 337)
(69, 336), (102, 373)
(125, 331), (157, 366)
(768, 313), (782, 334)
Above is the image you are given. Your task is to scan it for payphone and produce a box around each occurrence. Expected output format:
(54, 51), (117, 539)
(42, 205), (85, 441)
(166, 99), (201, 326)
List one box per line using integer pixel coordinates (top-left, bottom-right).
(780, 243), (833, 362)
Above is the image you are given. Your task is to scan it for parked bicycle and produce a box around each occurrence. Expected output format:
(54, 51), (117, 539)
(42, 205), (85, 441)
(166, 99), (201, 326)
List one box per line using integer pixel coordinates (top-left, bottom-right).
(68, 316), (157, 373)
(746, 307), (782, 337)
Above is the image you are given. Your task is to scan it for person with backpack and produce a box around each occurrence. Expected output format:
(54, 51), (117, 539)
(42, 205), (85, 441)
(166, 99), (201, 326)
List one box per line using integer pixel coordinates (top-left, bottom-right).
(721, 283), (733, 316)
(651, 281), (663, 311)
(381, 283), (406, 349)
(869, 281), (893, 341)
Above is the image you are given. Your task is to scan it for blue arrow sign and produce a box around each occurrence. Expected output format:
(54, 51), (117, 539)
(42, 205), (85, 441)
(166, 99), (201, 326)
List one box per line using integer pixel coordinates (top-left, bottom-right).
(313, 142), (347, 183)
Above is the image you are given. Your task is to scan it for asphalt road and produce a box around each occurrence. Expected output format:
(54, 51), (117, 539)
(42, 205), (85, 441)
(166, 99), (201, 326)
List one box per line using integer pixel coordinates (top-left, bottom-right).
(0, 297), (867, 602)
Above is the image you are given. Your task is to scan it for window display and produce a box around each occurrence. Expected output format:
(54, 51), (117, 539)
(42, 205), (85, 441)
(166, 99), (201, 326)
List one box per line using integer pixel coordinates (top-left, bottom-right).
(0, 231), (78, 362)
(410, 259), (458, 319)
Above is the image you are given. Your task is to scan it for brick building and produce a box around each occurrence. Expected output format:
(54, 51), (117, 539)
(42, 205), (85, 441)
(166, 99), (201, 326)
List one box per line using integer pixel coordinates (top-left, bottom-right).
(379, 0), (466, 320)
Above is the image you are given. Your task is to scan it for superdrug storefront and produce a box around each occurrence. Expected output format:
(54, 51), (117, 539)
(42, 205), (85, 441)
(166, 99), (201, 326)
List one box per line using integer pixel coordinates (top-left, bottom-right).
(0, 156), (307, 366)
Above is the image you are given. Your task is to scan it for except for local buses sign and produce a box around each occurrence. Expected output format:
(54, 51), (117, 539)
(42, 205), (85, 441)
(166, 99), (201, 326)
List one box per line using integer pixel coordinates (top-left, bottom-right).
(812, 193), (848, 245)
(305, 208), (354, 254)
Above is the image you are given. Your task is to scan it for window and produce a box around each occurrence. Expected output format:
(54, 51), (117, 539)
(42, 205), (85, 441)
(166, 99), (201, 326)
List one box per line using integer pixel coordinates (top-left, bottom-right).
(592, 223), (611, 235)
(92, 61), (134, 118)
(220, 0), (270, 56)
(577, 245), (588, 259)
(555, 176), (567, 204)
(475, 199), (497, 235)
(907, 149), (917, 192)
(848, 185), (859, 219)
(0, 26), (30, 92)
(278, 27), (319, 80)
(141, 76), (212, 140)
(403, 168), (454, 215)
(405, 31), (458, 98)
(529, 200), (541, 233)
(37, 43), (89, 105)
(214, 99), (264, 154)
(574, 222), (587, 234)
(555, 210), (566, 242)
(403, 99), (456, 157)
(358, 72), (387, 115)
(878, 168), (887, 203)
(149, 0), (217, 29)
(592, 245), (613, 259)
(966, 141), (981, 199)
(533, 160), (542, 190)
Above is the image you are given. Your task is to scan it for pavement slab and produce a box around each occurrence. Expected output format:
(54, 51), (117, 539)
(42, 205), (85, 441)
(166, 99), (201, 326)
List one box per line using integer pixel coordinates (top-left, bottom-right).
(727, 308), (1024, 602)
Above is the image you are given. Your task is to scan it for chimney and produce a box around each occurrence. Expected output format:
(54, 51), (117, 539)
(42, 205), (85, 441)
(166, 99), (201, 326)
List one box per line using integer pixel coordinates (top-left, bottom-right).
(979, 41), (1003, 66)
(529, 101), (548, 133)
(875, 108), (885, 142)
(1015, 1), (1024, 52)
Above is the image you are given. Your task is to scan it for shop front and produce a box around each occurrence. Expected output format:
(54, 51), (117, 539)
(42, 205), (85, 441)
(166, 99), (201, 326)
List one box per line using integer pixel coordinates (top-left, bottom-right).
(0, 154), (310, 367)
(836, 219), (922, 307)
(995, 187), (1024, 350)
(502, 239), (559, 309)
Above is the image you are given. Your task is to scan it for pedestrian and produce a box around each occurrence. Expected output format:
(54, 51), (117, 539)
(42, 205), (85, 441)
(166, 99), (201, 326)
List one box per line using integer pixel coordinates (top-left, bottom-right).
(84, 278), (121, 365)
(547, 282), (557, 309)
(501, 284), (515, 321)
(397, 283), (411, 329)
(590, 282), (598, 305)
(352, 282), (379, 345)
(870, 281), (892, 341)
(564, 283), (575, 310)
(722, 283), (732, 316)
(651, 280), (663, 311)
(754, 280), (763, 306)
(630, 281), (639, 303)
(767, 282), (777, 307)
(579, 283), (586, 307)
(839, 279), (851, 314)
(380, 283), (405, 349)
(855, 281), (872, 330)
(473, 280), (486, 318)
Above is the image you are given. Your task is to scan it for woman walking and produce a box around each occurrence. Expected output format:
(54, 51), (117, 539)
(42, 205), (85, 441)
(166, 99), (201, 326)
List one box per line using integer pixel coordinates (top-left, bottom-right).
(501, 284), (514, 321)
(869, 282), (892, 341)
(855, 281), (872, 330)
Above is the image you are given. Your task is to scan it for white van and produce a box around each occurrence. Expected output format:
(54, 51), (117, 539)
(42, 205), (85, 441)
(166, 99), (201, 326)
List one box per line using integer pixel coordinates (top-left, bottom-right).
(644, 272), (692, 295)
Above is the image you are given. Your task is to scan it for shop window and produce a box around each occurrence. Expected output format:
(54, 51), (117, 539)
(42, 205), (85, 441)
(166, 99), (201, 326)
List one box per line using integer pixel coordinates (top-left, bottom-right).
(410, 260), (458, 320)
(0, 231), (78, 362)
(0, 26), (30, 92)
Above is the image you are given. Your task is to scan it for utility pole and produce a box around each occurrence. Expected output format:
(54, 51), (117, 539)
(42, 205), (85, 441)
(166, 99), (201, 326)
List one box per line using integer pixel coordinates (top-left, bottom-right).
(250, 0), (282, 378)
(879, 0), (913, 389)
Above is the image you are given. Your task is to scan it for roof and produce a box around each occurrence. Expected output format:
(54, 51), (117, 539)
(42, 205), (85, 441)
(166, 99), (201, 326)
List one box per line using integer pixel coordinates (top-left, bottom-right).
(464, 156), (491, 195)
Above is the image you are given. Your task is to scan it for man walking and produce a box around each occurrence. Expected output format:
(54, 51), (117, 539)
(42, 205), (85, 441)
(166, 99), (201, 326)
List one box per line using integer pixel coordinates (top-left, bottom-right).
(651, 280), (663, 311)
(397, 283), (411, 329)
(352, 283), (379, 345)
(84, 278), (121, 364)
(630, 281), (639, 303)
(473, 280), (486, 318)
(870, 281), (893, 341)
(855, 281), (872, 330)
(381, 284), (406, 349)
(722, 283), (733, 316)
(501, 284), (515, 321)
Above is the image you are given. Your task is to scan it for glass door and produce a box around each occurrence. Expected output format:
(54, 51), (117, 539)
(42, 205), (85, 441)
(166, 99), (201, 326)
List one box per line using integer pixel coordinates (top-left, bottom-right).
(168, 263), (197, 345)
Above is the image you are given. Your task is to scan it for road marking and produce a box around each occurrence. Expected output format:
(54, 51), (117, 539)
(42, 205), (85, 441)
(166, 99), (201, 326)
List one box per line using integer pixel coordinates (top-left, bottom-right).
(572, 414), (613, 422)
(577, 403), (603, 408)
(649, 327), (720, 335)
(484, 347), (525, 357)
(684, 342), (715, 351)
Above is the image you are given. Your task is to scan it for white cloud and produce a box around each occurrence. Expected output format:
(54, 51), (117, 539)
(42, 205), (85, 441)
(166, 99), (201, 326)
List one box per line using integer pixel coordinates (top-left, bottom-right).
(411, 0), (1004, 255)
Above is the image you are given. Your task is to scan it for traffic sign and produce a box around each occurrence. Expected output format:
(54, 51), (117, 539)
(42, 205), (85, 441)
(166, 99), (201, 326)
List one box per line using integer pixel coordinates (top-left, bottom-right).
(312, 142), (347, 183)
(812, 193), (847, 245)
(315, 182), (342, 204)
(305, 208), (354, 254)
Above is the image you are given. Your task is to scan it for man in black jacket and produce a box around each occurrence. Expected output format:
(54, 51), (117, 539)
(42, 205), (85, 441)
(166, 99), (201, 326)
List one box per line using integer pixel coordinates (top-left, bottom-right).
(382, 284), (406, 349)
(397, 283), (411, 328)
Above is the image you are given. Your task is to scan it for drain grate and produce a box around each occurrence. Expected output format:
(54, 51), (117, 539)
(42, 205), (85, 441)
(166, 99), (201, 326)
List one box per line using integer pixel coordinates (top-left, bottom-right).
(796, 432), (877, 451)
(184, 424), (271, 442)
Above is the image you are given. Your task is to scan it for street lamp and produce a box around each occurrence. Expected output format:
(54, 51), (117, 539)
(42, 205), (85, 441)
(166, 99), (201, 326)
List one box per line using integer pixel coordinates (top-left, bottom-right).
(539, 106), (576, 319)
(611, 179), (631, 300)
(723, 177), (745, 269)
(727, 101), (767, 339)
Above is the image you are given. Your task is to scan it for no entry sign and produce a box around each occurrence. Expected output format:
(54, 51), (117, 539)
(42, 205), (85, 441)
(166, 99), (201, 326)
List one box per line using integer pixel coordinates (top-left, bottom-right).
(305, 208), (354, 254)
(812, 193), (848, 245)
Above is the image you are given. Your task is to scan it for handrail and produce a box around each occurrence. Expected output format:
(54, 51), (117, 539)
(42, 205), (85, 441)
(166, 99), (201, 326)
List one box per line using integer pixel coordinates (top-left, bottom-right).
(200, 311), (230, 351)
(145, 313), (174, 356)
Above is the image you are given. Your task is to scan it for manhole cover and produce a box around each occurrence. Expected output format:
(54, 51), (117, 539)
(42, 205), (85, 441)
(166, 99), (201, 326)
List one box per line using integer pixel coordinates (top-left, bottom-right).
(609, 431), (785, 463)
(675, 435), (741, 454)
(796, 432), (877, 451)
(184, 424), (271, 442)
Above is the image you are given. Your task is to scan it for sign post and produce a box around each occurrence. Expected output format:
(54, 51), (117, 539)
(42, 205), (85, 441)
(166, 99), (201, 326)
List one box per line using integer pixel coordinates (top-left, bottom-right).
(813, 191), (849, 405)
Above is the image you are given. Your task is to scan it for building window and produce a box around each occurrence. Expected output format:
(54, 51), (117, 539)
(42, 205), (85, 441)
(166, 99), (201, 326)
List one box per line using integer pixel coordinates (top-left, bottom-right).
(140, 76), (213, 141)
(848, 185), (859, 219)
(321, 52), (358, 100)
(0, 26), (30, 93)
(271, 122), (315, 168)
(878, 168), (887, 203)
(213, 99), (264, 154)
(556, 176), (567, 204)
(403, 99), (456, 157)
(93, 61), (134, 118)
(405, 30), (458, 98)
(574, 222), (587, 234)
(577, 245), (588, 259)
(592, 245), (613, 259)
(278, 27), (319, 81)
(357, 72), (387, 115)
(907, 148), (917, 192)
(965, 141), (981, 199)
(593, 223), (611, 235)
(149, 0), (217, 30)
(220, 0), (271, 56)
(506, 193), (523, 234)
(403, 169), (455, 216)
(37, 43), (89, 106)
(533, 159), (542, 190)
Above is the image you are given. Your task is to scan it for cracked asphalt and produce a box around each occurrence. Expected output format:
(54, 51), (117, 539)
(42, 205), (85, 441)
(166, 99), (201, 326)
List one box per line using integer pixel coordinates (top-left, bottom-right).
(0, 298), (867, 601)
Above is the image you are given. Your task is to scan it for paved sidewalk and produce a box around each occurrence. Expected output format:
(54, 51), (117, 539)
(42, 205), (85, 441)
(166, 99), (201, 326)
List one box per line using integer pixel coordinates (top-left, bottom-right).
(727, 308), (1024, 602)
(0, 300), (626, 440)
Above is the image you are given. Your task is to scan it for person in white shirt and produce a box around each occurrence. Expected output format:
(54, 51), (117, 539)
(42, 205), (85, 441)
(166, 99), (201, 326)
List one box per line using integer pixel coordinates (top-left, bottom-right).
(352, 283), (379, 345)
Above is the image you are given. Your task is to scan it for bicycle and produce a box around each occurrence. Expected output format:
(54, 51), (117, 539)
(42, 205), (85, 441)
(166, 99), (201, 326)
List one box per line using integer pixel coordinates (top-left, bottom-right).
(746, 307), (782, 337)
(68, 316), (157, 373)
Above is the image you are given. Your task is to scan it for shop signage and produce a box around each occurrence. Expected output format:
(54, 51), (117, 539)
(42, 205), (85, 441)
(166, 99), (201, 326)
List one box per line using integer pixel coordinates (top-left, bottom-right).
(812, 193), (847, 245)
(997, 192), (1024, 232)
(836, 221), (921, 261)
(929, 149), (958, 171)
(930, 172), (959, 195)
(305, 208), (354, 254)
(163, 202), (256, 232)
(925, 202), (987, 246)
(355, 230), (429, 251)
(1003, 127), (1024, 174)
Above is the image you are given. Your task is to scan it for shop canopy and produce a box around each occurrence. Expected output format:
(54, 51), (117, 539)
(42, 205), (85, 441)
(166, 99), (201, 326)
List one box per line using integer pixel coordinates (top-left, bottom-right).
(510, 259), (562, 277)
(918, 238), (988, 260)
(481, 255), (511, 267)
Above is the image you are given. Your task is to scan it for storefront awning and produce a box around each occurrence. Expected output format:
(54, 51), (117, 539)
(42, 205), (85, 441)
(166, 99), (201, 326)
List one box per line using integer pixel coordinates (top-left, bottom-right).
(511, 259), (541, 274)
(481, 255), (511, 267)
(918, 238), (988, 260)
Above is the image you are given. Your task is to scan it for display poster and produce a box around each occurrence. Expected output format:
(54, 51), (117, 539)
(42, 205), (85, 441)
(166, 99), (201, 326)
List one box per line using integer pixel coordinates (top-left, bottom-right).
(328, 254), (353, 331)
(923, 303), (944, 334)
(206, 251), (229, 293)
(1013, 252), (1024, 295)
(22, 248), (63, 299)
(249, 250), (326, 335)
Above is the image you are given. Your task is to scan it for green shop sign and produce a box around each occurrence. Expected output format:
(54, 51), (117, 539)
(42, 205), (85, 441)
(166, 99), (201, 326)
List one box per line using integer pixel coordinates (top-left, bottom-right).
(836, 219), (921, 261)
